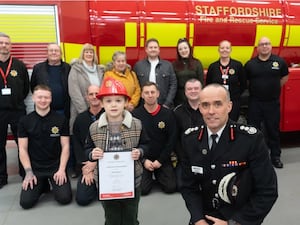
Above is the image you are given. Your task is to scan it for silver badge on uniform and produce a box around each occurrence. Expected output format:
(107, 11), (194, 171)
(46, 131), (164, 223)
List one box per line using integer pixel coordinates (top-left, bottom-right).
(248, 127), (257, 134)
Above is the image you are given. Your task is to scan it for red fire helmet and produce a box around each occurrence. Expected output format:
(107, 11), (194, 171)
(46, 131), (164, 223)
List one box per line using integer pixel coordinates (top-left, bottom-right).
(97, 77), (131, 100)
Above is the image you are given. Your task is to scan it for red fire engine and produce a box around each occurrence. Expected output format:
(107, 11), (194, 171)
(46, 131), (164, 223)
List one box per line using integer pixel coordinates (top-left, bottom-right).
(1, 0), (300, 131)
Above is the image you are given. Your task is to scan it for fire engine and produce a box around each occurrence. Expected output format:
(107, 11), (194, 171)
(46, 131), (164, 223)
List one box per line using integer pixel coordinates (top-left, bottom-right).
(1, 0), (300, 131)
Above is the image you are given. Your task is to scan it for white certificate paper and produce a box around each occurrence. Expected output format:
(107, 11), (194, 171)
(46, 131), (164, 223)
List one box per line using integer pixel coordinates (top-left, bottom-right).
(98, 151), (135, 200)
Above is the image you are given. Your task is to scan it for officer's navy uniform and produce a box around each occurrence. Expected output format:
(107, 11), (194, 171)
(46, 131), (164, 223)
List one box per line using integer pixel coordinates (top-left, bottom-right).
(180, 120), (278, 225)
(174, 101), (203, 189)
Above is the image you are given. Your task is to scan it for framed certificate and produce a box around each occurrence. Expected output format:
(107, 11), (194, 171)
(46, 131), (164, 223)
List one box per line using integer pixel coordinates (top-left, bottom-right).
(98, 151), (135, 200)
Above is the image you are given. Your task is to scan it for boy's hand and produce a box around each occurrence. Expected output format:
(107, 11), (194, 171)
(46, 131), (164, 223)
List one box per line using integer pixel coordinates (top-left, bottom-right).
(91, 147), (104, 160)
(131, 148), (140, 160)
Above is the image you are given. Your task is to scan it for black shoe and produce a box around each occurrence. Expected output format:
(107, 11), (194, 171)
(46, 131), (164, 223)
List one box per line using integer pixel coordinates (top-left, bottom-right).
(272, 159), (283, 168)
(0, 180), (8, 189)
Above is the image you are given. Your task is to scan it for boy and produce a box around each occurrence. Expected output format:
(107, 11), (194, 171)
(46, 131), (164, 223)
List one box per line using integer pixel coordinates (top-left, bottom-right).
(86, 77), (148, 225)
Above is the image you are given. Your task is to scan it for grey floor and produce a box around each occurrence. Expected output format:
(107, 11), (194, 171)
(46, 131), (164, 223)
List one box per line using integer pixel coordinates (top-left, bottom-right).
(1, 140), (300, 225)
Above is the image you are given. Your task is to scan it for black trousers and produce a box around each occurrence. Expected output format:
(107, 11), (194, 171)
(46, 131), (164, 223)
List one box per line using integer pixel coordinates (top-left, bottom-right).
(141, 161), (177, 195)
(76, 174), (97, 206)
(0, 109), (26, 182)
(20, 173), (72, 209)
(248, 98), (281, 159)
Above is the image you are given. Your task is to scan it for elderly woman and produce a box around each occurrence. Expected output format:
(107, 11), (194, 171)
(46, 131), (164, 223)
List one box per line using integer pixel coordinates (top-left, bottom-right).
(104, 51), (141, 111)
(68, 43), (104, 133)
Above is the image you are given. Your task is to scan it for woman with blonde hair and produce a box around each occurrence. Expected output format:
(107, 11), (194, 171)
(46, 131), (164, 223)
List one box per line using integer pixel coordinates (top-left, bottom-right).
(68, 43), (104, 177)
(104, 51), (141, 111)
(68, 43), (104, 132)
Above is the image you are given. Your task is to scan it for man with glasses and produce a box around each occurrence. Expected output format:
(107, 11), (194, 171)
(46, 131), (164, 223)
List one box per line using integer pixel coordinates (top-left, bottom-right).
(0, 32), (29, 188)
(245, 37), (289, 168)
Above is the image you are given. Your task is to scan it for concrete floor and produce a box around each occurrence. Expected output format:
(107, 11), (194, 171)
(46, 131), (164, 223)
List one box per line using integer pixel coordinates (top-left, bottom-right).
(1, 140), (300, 225)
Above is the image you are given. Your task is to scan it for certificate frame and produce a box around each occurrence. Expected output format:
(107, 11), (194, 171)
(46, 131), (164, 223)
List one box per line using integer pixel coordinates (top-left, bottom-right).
(98, 151), (135, 200)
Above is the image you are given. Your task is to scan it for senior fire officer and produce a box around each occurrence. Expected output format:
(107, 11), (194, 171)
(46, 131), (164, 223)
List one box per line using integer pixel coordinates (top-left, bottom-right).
(180, 84), (278, 225)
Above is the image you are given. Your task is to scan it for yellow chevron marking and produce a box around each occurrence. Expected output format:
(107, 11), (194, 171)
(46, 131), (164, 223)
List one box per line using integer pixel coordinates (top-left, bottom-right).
(99, 46), (126, 65)
(146, 23), (187, 47)
(255, 25), (282, 46)
(125, 22), (137, 47)
(285, 25), (300, 46)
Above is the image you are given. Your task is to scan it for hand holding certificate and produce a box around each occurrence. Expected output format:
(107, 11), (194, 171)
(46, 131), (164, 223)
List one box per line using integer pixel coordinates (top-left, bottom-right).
(98, 151), (135, 200)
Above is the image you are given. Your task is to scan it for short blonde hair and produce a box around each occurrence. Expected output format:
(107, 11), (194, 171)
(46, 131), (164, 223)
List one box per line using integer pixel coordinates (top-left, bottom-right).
(79, 43), (98, 64)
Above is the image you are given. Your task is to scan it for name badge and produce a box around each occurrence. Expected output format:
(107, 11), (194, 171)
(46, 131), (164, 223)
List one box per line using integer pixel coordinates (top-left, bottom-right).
(222, 74), (229, 80)
(1, 88), (12, 95)
(191, 166), (203, 174)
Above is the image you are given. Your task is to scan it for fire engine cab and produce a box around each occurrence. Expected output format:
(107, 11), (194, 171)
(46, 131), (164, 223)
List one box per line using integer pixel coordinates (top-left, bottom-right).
(1, 0), (300, 131)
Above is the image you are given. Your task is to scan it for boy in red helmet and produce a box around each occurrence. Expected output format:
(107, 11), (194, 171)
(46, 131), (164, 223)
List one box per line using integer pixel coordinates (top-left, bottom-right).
(85, 77), (149, 225)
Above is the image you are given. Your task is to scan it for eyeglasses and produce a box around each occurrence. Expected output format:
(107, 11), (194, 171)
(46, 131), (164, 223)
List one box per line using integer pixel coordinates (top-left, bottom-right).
(258, 42), (271, 47)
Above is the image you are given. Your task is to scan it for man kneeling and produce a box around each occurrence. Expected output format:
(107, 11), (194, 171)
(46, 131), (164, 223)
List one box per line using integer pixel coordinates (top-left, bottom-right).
(18, 85), (72, 209)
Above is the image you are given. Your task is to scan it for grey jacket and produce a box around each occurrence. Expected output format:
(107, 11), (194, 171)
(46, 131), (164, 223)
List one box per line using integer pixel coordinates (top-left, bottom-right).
(68, 61), (104, 133)
(133, 58), (177, 108)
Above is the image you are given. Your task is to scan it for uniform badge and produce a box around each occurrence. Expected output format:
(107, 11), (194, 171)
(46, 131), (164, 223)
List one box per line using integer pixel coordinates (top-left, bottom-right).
(184, 126), (199, 135)
(248, 127), (257, 134)
(272, 61), (279, 67)
(51, 126), (59, 134)
(272, 61), (279, 70)
(239, 125), (257, 134)
(50, 126), (60, 137)
(202, 149), (208, 155)
(184, 128), (191, 135)
(158, 121), (165, 129)
(10, 70), (18, 77)
(229, 68), (235, 75)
